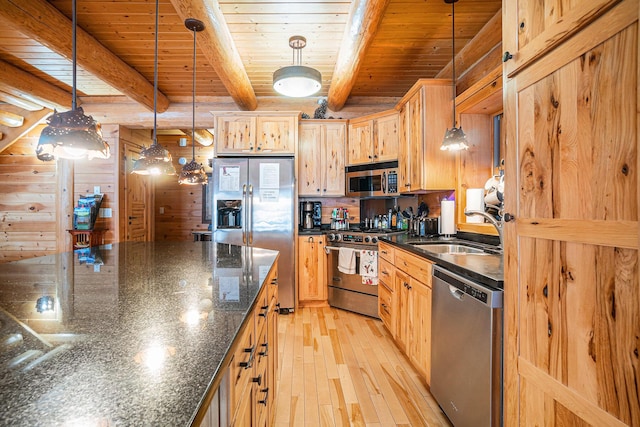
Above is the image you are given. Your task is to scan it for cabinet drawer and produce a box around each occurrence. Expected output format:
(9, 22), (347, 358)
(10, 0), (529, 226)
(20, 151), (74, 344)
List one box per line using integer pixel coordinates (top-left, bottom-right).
(229, 320), (255, 417)
(255, 289), (269, 339)
(378, 242), (395, 262)
(378, 282), (394, 335)
(378, 258), (395, 285)
(267, 267), (278, 307)
(395, 249), (432, 282)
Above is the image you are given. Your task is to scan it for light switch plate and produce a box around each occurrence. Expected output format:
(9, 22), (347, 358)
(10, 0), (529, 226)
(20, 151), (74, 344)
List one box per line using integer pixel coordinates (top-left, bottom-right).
(94, 186), (100, 194)
(159, 207), (165, 214)
(99, 208), (112, 218)
(94, 264), (101, 272)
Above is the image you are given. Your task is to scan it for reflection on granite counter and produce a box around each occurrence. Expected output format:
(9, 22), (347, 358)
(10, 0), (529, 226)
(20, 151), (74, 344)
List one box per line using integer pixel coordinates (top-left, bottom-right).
(380, 233), (503, 289)
(0, 241), (278, 426)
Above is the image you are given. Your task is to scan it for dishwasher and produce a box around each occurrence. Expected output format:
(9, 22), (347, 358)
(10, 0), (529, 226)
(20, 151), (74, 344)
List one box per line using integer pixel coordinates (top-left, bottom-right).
(430, 265), (503, 427)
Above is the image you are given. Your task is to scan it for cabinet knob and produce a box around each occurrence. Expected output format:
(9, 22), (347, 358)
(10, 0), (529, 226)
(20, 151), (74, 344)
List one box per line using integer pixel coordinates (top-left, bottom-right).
(502, 51), (513, 62)
(504, 212), (516, 222)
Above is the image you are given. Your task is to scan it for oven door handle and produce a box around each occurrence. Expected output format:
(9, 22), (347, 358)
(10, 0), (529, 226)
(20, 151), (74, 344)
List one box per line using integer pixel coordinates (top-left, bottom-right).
(324, 246), (367, 255)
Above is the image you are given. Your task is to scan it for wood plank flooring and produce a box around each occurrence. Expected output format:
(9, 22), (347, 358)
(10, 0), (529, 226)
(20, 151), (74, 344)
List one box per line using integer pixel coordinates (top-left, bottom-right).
(274, 306), (452, 427)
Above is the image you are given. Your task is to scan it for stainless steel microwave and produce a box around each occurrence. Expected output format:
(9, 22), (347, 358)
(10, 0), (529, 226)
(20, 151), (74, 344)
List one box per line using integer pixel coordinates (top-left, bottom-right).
(345, 162), (399, 198)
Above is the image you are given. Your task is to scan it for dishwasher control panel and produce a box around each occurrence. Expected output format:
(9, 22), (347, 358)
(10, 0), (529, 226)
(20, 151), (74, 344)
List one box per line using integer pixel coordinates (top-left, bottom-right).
(433, 267), (502, 307)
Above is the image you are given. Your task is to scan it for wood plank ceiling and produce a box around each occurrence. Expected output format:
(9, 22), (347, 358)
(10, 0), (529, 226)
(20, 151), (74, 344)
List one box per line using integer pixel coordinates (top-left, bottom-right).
(0, 0), (501, 146)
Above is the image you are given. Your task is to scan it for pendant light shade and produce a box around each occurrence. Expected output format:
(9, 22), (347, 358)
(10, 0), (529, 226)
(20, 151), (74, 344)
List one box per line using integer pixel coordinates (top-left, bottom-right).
(273, 36), (321, 98)
(36, 0), (110, 161)
(178, 18), (208, 186)
(440, 0), (469, 151)
(132, 0), (176, 176)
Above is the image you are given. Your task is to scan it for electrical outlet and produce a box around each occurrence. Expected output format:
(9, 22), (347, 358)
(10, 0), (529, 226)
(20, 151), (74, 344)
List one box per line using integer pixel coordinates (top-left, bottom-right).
(99, 208), (112, 218)
(159, 207), (165, 214)
(94, 186), (101, 194)
(94, 264), (101, 273)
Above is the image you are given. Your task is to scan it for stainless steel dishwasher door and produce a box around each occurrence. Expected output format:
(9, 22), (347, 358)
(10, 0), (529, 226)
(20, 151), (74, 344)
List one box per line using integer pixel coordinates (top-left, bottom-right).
(430, 265), (503, 427)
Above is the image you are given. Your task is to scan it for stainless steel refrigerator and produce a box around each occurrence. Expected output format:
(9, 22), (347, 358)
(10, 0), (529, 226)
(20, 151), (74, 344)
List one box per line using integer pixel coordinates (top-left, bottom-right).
(212, 157), (296, 310)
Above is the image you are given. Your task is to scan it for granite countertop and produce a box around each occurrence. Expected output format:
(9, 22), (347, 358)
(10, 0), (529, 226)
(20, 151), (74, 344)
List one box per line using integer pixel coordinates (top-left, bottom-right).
(0, 241), (278, 426)
(380, 233), (504, 289)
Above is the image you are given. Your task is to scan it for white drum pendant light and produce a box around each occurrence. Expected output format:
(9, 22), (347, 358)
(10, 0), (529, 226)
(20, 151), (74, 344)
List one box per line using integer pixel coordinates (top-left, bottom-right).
(440, 0), (469, 151)
(273, 36), (322, 98)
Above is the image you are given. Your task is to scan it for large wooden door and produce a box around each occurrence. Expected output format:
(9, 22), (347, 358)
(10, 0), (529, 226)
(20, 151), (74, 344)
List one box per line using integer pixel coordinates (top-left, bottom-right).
(503, 1), (639, 425)
(124, 144), (151, 242)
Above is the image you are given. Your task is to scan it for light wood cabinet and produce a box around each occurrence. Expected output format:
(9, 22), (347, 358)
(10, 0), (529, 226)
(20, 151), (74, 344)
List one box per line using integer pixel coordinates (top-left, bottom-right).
(379, 242), (433, 384)
(213, 112), (299, 156)
(226, 265), (279, 426)
(347, 110), (398, 165)
(297, 235), (327, 305)
(503, 2), (639, 426)
(298, 120), (346, 196)
(397, 80), (456, 192)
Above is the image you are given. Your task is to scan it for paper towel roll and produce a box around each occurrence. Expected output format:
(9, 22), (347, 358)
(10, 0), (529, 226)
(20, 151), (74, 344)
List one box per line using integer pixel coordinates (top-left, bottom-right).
(466, 188), (485, 223)
(440, 200), (456, 236)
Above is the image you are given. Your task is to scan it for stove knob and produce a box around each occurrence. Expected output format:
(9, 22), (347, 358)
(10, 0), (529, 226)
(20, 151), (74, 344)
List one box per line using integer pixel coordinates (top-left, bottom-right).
(370, 236), (379, 244)
(364, 236), (372, 244)
(334, 234), (342, 242)
(327, 233), (336, 242)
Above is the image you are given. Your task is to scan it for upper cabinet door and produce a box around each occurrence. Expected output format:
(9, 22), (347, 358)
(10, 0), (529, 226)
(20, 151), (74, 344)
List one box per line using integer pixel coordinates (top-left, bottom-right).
(256, 115), (297, 154)
(373, 111), (399, 163)
(298, 123), (322, 196)
(215, 116), (256, 154)
(503, 0), (621, 79)
(347, 120), (373, 165)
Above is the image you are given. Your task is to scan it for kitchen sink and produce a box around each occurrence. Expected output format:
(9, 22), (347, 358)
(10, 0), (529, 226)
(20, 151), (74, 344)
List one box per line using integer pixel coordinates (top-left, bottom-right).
(412, 243), (489, 255)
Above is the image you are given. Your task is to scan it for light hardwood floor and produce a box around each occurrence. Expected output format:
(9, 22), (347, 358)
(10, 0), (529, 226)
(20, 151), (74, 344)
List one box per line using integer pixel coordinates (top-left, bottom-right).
(274, 306), (452, 427)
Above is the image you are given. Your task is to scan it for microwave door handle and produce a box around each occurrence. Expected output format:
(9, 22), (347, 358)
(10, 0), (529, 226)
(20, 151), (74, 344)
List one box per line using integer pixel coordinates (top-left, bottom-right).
(382, 171), (387, 194)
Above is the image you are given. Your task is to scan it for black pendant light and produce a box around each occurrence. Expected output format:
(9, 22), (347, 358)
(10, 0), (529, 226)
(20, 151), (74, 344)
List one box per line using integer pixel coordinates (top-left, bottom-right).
(178, 19), (208, 186)
(35, 0), (110, 161)
(440, 0), (469, 151)
(132, 0), (176, 176)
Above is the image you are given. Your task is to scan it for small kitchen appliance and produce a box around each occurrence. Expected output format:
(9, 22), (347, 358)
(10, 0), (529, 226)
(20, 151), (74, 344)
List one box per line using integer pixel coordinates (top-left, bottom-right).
(300, 201), (322, 229)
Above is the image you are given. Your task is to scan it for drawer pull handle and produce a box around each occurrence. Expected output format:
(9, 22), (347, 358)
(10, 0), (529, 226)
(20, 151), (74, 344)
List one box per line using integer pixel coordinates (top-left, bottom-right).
(259, 388), (269, 405)
(259, 305), (269, 317)
(259, 342), (269, 357)
(252, 374), (262, 386)
(239, 345), (255, 368)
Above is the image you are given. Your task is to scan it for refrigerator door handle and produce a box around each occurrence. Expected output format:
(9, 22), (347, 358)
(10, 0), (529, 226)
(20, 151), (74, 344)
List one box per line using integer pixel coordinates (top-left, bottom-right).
(242, 184), (247, 244)
(248, 184), (254, 244)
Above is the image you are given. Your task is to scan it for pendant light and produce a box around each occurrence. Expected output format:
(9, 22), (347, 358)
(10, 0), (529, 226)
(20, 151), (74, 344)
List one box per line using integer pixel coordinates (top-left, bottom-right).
(35, 0), (110, 161)
(132, 0), (176, 176)
(440, 0), (469, 151)
(273, 36), (322, 98)
(178, 19), (208, 186)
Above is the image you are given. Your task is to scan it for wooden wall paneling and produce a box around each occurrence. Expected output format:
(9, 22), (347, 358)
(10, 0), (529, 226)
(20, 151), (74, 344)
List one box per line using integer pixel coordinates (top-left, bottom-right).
(0, 128), (58, 262)
(455, 113), (495, 235)
(154, 135), (213, 241)
(503, 1), (639, 425)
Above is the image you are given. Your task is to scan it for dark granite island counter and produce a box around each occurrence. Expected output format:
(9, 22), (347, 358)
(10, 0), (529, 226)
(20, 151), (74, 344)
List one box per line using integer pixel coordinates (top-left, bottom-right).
(0, 242), (279, 426)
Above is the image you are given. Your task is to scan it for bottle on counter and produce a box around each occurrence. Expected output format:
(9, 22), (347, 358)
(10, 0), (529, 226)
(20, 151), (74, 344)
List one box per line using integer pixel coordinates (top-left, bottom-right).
(382, 215), (388, 229)
(390, 208), (397, 229)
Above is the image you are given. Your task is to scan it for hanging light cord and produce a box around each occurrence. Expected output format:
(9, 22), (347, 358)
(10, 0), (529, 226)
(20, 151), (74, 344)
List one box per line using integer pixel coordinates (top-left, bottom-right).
(152, 0), (159, 145)
(451, 0), (456, 128)
(71, 0), (77, 110)
(191, 24), (197, 161)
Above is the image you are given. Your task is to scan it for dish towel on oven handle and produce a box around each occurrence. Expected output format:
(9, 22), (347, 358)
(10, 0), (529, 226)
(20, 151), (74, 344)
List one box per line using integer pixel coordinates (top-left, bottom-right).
(359, 249), (378, 285)
(338, 247), (357, 274)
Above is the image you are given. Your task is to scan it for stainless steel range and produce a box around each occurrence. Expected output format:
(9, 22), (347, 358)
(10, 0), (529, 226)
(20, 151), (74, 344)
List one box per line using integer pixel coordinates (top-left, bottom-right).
(324, 229), (405, 318)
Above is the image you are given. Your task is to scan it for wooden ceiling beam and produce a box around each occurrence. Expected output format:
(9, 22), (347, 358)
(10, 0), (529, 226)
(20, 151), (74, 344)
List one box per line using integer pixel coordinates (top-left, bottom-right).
(0, 91), (44, 111)
(0, 0), (169, 113)
(436, 8), (502, 80)
(0, 107), (51, 152)
(180, 129), (214, 147)
(327, 0), (391, 112)
(169, 0), (258, 111)
(0, 59), (71, 110)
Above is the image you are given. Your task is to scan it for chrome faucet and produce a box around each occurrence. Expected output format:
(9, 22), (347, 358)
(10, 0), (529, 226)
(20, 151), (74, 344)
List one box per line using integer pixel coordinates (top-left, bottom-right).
(464, 209), (503, 251)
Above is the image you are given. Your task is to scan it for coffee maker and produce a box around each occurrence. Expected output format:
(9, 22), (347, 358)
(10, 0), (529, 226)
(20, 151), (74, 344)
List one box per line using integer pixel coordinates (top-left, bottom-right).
(300, 201), (322, 229)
